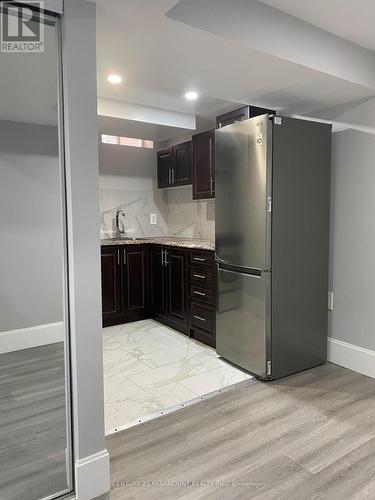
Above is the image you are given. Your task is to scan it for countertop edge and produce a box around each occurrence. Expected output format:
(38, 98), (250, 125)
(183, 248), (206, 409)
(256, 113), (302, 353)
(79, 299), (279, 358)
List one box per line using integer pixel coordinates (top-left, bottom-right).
(100, 238), (215, 251)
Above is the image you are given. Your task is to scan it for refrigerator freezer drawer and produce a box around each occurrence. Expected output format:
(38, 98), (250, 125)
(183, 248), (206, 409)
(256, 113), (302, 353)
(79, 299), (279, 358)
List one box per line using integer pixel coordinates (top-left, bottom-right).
(216, 267), (270, 378)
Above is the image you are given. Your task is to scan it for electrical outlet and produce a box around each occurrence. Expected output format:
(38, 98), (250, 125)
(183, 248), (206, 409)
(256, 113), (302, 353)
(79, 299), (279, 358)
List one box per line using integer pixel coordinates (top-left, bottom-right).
(328, 292), (334, 311)
(150, 213), (157, 225)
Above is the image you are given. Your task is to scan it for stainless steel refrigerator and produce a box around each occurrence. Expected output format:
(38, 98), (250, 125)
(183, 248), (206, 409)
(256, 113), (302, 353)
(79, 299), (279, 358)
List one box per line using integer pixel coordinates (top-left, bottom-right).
(215, 114), (332, 380)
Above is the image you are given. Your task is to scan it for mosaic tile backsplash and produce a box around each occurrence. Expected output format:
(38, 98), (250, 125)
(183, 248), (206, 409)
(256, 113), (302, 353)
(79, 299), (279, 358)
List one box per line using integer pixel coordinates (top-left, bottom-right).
(100, 186), (215, 240)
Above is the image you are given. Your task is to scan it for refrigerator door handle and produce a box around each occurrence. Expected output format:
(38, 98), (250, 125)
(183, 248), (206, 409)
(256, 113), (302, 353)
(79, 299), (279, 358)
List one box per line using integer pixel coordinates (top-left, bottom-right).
(217, 261), (264, 276)
(215, 255), (226, 265)
(219, 267), (262, 279)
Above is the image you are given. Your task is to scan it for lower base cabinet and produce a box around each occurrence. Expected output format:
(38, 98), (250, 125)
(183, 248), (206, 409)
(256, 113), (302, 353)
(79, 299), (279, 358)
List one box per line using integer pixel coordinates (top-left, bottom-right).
(150, 245), (189, 333)
(102, 244), (216, 346)
(188, 250), (217, 348)
(150, 245), (167, 317)
(101, 244), (149, 327)
(101, 246), (123, 325)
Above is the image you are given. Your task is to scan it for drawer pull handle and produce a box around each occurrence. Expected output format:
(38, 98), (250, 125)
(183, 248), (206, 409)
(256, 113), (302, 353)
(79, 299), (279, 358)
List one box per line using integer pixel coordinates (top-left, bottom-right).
(193, 257), (205, 262)
(193, 291), (206, 296)
(193, 274), (206, 279)
(193, 315), (206, 322)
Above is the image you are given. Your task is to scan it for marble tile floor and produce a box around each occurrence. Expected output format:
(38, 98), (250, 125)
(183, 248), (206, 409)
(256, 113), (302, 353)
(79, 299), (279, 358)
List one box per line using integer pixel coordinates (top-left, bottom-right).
(103, 319), (252, 434)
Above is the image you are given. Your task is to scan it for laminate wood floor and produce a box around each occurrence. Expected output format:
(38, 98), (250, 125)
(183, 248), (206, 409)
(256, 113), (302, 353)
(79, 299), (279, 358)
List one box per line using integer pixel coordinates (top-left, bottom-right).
(106, 362), (375, 500)
(0, 343), (69, 500)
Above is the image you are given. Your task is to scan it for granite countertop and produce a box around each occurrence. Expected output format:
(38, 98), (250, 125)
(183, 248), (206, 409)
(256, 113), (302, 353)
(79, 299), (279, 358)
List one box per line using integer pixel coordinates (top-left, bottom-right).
(101, 236), (215, 251)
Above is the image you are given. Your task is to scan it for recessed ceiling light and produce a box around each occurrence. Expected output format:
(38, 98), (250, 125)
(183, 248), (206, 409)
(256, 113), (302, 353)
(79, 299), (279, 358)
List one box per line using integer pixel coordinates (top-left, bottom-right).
(107, 74), (122, 84)
(185, 91), (199, 101)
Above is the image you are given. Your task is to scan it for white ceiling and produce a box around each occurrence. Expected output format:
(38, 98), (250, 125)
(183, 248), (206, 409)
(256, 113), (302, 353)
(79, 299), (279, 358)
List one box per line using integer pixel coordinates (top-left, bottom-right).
(95, 0), (375, 136)
(2, 0), (374, 134)
(259, 0), (375, 51)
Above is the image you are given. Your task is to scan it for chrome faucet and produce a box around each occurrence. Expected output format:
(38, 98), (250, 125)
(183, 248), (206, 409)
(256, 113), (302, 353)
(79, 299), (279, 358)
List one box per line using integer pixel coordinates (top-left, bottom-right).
(115, 209), (126, 237)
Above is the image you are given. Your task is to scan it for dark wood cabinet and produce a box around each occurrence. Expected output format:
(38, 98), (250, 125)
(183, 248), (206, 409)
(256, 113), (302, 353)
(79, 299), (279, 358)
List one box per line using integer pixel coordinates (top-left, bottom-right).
(173, 141), (192, 186)
(216, 105), (275, 129)
(123, 246), (149, 317)
(101, 246), (123, 323)
(192, 129), (215, 200)
(157, 141), (192, 188)
(191, 302), (216, 335)
(101, 244), (149, 327)
(188, 249), (217, 348)
(157, 148), (173, 188)
(150, 245), (167, 316)
(167, 248), (188, 327)
(151, 245), (189, 333)
(101, 243), (216, 347)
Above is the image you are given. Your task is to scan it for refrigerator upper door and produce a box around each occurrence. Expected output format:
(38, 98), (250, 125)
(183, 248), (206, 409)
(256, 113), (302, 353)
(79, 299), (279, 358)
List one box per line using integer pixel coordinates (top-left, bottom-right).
(215, 114), (272, 270)
(216, 266), (270, 378)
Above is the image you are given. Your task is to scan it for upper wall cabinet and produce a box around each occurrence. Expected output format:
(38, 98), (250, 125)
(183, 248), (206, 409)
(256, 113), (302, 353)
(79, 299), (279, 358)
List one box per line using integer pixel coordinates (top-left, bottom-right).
(192, 129), (215, 200)
(173, 141), (192, 186)
(157, 147), (173, 188)
(157, 141), (192, 188)
(216, 105), (275, 129)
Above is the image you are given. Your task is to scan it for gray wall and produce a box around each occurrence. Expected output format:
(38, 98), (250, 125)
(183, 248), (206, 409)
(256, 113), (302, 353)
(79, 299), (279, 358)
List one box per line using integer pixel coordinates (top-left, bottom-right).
(0, 120), (63, 331)
(99, 139), (158, 189)
(329, 129), (375, 351)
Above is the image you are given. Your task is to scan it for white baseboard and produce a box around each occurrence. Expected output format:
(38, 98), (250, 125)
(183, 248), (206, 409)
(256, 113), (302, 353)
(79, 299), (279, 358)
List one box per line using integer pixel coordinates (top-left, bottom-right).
(75, 449), (110, 500)
(0, 322), (64, 354)
(328, 337), (375, 379)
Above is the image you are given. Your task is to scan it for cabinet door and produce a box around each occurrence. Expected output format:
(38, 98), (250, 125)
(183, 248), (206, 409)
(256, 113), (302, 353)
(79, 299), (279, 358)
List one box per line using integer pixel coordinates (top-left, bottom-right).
(173, 141), (192, 186)
(101, 246), (123, 324)
(192, 130), (215, 200)
(150, 246), (167, 316)
(123, 245), (149, 317)
(216, 106), (250, 129)
(166, 248), (188, 326)
(216, 105), (275, 128)
(157, 148), (173, 188)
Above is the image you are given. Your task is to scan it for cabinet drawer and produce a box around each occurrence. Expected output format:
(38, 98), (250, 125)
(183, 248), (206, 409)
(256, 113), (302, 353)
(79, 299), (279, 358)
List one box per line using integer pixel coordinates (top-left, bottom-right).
(191, 302), (215, 334)
(190, 266), (216, 285)
(190, 284), (216, 305)
(190, 250), (215, 267)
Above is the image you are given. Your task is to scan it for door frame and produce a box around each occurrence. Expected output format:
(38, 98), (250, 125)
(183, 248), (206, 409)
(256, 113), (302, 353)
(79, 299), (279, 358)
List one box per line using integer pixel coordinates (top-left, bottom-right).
(56, 10), (74, 496)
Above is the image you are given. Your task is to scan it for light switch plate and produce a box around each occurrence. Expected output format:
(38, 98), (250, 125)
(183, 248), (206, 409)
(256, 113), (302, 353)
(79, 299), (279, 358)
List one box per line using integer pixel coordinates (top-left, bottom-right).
(150, 213), (157, 225)
(328, 292), (334, 311)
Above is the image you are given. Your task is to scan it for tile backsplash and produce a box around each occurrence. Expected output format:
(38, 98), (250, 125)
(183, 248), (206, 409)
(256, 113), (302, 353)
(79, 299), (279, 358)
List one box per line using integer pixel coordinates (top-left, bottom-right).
(166, 188), (215, 240)
(100, 188), (168, 239)
(100, 186), (215, 240)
